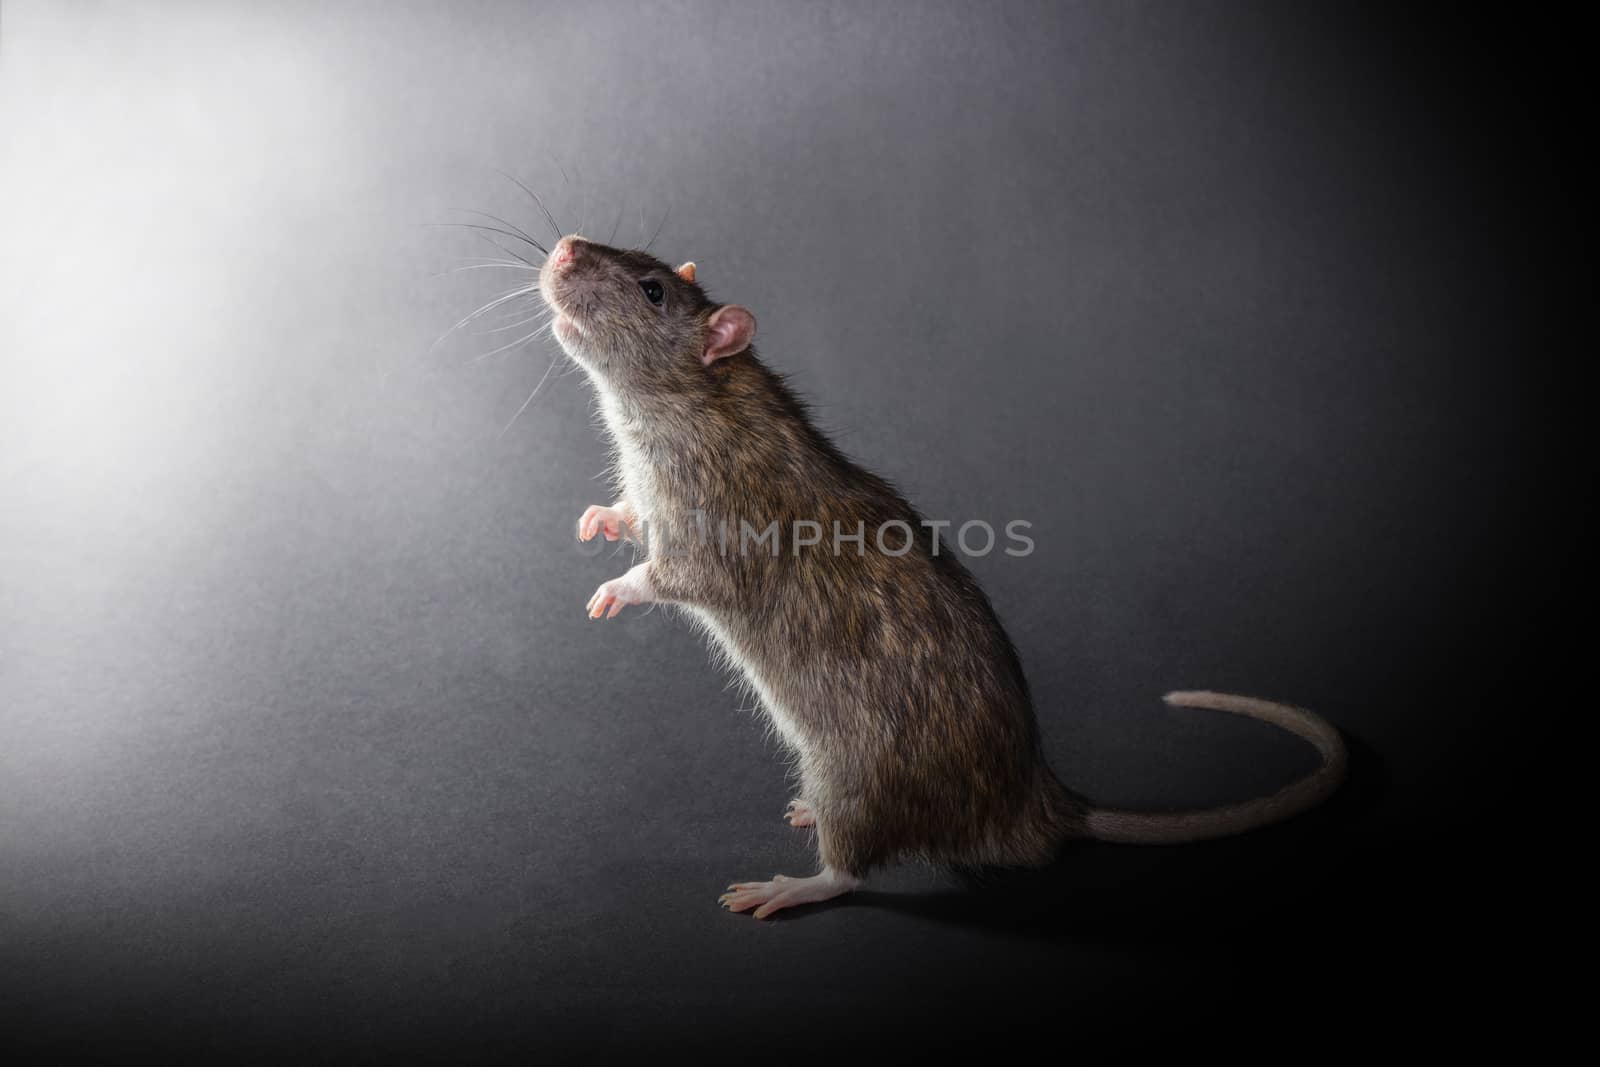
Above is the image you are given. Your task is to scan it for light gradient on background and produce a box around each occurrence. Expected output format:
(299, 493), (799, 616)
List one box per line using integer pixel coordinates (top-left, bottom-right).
(0, 0), (1556, 1056)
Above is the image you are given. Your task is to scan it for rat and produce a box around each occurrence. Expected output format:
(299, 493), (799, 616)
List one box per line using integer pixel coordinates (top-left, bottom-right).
(536, 234), (1346, 919)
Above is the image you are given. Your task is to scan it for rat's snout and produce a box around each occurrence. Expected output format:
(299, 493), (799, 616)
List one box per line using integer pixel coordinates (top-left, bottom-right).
(550, 235), (586, 272)
(542, 235), (594, 344)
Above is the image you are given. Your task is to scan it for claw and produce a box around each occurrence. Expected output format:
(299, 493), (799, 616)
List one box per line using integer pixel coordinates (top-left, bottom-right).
(716, 869), (859, 919)
(585, 562), (654, 620)
(577, 502), (633, 543)
(784, 798), (816, 828)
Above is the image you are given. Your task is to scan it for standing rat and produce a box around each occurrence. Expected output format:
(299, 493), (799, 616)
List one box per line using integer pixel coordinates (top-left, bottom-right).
(537, 234), (1345, 919)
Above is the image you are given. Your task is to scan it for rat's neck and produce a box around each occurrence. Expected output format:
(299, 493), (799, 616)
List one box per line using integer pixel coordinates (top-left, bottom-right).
(593, 382), (724, 512)
(589, 354), (826, 528)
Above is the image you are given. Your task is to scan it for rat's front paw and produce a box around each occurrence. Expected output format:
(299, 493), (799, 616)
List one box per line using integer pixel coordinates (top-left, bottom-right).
(577, 501), (634, 542)
(585, 563), (654, 619)
(785, 799), (816, 828)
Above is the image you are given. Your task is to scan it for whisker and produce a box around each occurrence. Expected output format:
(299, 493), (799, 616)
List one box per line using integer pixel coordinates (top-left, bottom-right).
(643, 205), (669, 253)
(499, 349), (564, 437)
(496, 169), (565, 245)
(471, 231), (539, 267)
(606, 201), (625, 246)
(457, 229), (536, 271)
(472, 309), (550, 338)
(453, 208), (549, 255)
(470, 321), (549, 363)
(473, 302), (549, 327)
(424, 222), (543, 263)
(431, 282), (541, 351)
(429, 260), (539, 278)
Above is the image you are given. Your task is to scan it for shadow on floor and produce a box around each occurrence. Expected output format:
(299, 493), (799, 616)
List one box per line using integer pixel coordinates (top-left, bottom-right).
(770, 730), (1403, 948)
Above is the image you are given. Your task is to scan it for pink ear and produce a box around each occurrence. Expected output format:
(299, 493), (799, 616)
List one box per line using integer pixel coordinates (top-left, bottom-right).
(702, 305), (756, 366)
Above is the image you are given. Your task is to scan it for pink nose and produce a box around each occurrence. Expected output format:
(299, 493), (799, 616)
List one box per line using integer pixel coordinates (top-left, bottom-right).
(552, 239), (576, 267)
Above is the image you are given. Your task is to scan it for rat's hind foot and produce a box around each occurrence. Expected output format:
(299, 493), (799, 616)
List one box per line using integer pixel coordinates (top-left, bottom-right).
(576, 500), (635, 542)
(718, 868), (859, 920)
(784, 799), (816, 828)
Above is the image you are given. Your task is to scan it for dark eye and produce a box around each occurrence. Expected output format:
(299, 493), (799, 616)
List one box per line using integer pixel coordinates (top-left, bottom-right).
(639, 279), (664, 306)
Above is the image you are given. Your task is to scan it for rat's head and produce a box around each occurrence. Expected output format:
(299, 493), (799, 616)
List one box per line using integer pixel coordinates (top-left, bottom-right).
(539, 235), (756, 394)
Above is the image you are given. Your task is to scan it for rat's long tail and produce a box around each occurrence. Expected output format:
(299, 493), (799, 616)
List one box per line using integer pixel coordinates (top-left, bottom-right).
(1082, 690), (1346, 845)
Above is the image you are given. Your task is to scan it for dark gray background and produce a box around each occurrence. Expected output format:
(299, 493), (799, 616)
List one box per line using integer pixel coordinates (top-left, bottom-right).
(0, 0), (1565, 1057)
